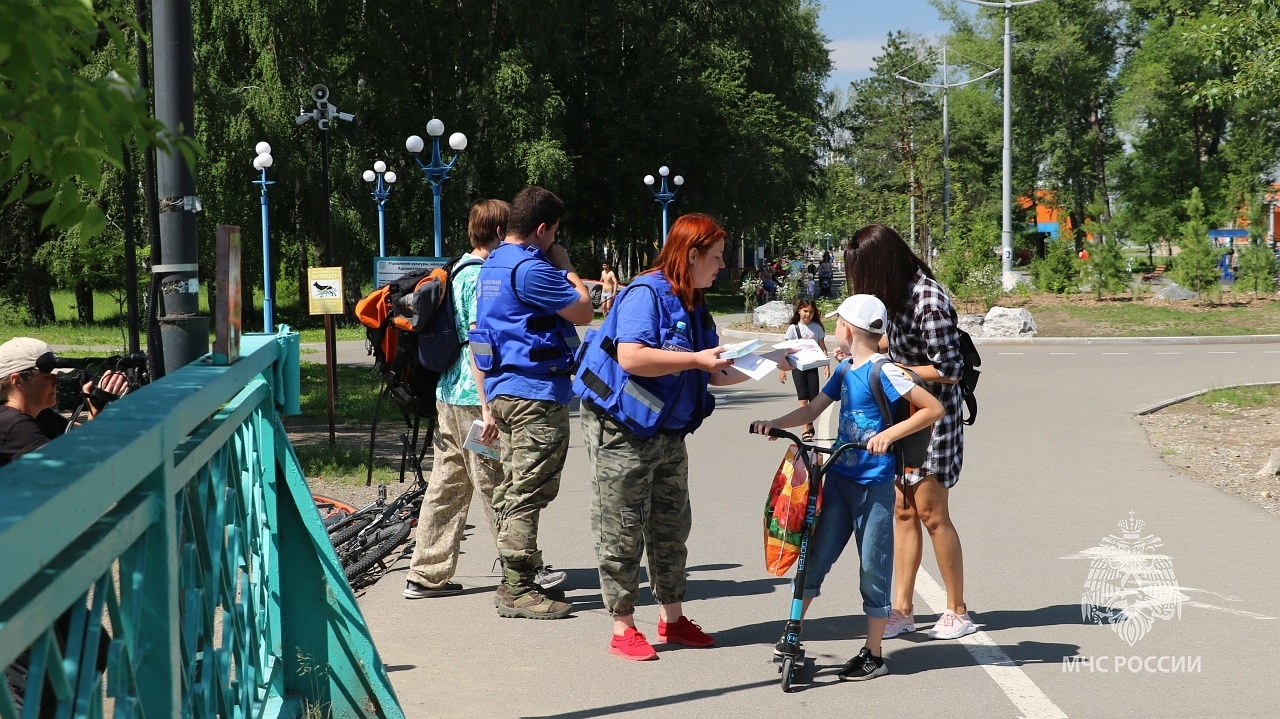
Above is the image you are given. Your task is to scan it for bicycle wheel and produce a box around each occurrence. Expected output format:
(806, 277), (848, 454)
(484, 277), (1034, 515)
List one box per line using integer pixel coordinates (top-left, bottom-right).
(329, 513), (375, 552)
(344, 520), (413, 585)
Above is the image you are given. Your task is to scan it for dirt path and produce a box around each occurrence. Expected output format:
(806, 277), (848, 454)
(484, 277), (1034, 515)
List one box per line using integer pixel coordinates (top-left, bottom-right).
(1137, 398), (1280, 515)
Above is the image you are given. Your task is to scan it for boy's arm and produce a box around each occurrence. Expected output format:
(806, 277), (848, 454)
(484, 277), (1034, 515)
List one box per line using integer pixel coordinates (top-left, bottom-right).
(751, 392), (835, 437)
(865, 385), (944, 454)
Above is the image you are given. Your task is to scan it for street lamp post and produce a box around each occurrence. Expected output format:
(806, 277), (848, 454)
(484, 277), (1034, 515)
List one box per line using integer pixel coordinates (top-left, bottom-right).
(643, 166), (684, 244)
(252, 142), (276, 332)
(960, 0), (1047, 289)
(406, 119), (467, 257)
(362, 161), (397, 257)
(895, 44), (1000, 250)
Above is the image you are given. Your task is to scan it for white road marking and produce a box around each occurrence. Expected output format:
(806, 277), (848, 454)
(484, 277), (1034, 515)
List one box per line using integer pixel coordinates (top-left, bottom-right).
(998, 352), (1024, 355)
(1208, 351), (1237, 354)
(1101, 352), (1129, 355)
(914, 569), (1068, 719)
(1049, 352), (1076, 355)
(1155, 352), (1182, 355)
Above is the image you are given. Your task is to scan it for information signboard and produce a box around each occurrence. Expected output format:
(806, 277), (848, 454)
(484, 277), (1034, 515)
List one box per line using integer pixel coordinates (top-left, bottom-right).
(374, 256), (449, 289)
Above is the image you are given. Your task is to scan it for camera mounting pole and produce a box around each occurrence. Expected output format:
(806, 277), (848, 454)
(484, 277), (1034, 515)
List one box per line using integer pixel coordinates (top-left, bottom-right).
(295, 84), (354, 267)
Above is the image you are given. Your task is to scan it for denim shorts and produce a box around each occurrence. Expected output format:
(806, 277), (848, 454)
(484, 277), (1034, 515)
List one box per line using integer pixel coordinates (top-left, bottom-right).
(796, 477), (894, 618)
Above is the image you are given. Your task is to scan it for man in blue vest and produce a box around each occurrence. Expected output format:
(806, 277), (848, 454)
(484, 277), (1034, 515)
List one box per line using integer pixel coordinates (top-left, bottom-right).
(470, 186), (594, 619)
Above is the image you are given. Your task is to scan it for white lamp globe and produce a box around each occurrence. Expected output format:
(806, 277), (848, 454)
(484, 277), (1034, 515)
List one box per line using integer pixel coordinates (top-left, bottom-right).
(673, 175), (684, 186)
(253, 157), (264, 170)
(643, 175), (655, 186)
(362, 170), (376, 182)
(448, 132), (468, 151)
(255, 141), (272, 155)
(658, 165), (670, 177)
(384, 171), (397, 184)
(406, 135), (425, 153)
(373, 160), (387, 173)
(426, 118), (445, 137)
(255, 152), (273, 168)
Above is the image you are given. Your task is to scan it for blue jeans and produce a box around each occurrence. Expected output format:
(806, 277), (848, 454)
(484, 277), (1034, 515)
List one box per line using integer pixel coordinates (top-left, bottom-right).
(797, 477), (894, 618)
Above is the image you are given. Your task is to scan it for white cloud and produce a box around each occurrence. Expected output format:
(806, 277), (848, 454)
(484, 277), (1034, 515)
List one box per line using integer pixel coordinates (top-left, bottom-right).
(825, 37), (888, 75)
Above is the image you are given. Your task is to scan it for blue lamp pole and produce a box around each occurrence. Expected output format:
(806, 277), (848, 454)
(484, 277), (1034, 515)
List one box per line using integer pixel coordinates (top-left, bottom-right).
(362, 161), (397, 257)
(406, 119), (468, 257)
(252, 141), (276, 332)
(643, 166), (684, 244)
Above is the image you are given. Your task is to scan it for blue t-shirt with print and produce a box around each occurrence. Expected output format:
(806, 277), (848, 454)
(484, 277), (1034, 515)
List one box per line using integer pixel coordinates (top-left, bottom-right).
(821, 355), (913, 484)
(483, 245), (583, 405)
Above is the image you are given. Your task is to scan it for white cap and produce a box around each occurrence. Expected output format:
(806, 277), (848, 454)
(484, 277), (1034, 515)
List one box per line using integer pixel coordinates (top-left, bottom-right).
(825, 294), (887, 334)
(0, 337), (52, 379)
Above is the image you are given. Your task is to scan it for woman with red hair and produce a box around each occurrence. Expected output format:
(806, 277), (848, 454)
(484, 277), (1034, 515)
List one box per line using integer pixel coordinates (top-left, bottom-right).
(574, 212), (750, 660)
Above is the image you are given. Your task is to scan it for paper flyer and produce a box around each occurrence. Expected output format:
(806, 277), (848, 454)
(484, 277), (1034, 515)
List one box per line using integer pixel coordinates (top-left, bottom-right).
(729, 353), (779, 382)
(720, 339), (763, 359)
(463, 419), (501, 460)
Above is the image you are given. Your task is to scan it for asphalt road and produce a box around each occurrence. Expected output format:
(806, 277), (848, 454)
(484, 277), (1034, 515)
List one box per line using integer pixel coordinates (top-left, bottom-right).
(353, 341), (1280, 719)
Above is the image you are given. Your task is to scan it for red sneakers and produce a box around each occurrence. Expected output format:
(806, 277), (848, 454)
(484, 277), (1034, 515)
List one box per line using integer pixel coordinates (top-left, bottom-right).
(609, 628), (658, 661)
(657, 616), (715, 647)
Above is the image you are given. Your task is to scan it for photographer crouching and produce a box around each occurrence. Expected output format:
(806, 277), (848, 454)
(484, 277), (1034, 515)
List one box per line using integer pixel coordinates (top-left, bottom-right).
(0, 337), (130, 467)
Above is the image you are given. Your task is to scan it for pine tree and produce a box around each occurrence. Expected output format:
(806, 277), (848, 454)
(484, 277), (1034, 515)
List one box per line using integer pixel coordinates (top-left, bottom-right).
(1235, 195), (1278, 296)
(1173, 188), (1221, 298)
(1082, 196), (1129, 299)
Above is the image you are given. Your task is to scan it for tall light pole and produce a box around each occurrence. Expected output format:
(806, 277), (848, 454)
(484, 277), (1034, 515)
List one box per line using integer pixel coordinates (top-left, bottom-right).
(960, 0), (1046, 289)
(362, 161), (397, 257)
(252, 142), (275, 332)
(294, 84), (355, 266)
(643, 166), (684, 244)
(406, 119), (467, 257)
(895, 44), (1000, 249)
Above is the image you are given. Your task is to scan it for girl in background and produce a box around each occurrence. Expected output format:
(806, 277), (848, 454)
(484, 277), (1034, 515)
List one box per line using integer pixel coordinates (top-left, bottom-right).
(777, 296), (830, 441)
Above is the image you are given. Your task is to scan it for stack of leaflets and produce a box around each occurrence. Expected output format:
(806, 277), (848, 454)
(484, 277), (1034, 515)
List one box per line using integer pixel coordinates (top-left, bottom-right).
(463, 419), (501, 460)
(771, 339), (830, 372)
(720, 339), (763, 359)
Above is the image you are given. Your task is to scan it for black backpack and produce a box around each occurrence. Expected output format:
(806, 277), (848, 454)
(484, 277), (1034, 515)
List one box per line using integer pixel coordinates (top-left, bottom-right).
(410, 257), (482, 373)
(955, 325), (982, 425)
(867, 358), (933, 474)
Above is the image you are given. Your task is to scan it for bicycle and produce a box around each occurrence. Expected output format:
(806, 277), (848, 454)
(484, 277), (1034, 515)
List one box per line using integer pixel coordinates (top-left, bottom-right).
(313, 430), (430, 587)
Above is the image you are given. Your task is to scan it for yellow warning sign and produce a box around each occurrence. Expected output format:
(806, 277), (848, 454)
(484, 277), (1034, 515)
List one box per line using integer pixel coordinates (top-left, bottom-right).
(308, 267), (344, 315)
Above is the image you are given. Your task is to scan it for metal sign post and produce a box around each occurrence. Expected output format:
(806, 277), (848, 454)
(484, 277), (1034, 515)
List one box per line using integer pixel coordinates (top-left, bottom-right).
(308, 266), (344, 447)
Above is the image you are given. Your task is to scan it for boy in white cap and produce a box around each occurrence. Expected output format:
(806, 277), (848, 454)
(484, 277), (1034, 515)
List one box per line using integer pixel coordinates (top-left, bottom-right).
(0, 337), (128, 466)
(751, 295), (943, 681)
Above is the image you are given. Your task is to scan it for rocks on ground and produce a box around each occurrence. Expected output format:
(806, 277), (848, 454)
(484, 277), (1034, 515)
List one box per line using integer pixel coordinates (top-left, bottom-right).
(1156, 283), (1199, 302)
(980, 306), (1038, 338)
(752, 300), (793, 328)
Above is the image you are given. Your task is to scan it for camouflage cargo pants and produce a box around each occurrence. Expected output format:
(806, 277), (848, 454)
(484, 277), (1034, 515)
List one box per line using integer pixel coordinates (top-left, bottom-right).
(489, 396), (570, 593)
(406, 400), (502, 588)
(583, 406), (692, 617)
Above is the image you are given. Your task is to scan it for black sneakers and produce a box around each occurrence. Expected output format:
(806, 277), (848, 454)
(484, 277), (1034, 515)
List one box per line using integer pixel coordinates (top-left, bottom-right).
(403, 580), (463, 599)
(838, 647), (888, 681)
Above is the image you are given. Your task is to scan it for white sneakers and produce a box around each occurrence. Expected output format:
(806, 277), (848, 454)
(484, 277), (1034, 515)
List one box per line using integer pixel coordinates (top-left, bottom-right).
(928, 609), (977, 640)
(882, 609), (917, 639)
(883, 609), (977, 640)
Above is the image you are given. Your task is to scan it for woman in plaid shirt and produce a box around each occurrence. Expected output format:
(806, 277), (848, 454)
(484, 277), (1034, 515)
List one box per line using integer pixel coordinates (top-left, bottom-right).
(845, 224), (976, 641)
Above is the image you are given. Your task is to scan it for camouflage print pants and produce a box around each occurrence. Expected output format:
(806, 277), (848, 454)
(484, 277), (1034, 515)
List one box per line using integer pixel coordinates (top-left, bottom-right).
(583, 407), (692, 617)
(489, 396), (570, 591)
(406, 400), (502, 589)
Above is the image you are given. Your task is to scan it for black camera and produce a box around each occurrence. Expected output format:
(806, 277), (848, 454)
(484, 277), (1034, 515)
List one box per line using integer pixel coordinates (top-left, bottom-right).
(40, 353), (149, 412)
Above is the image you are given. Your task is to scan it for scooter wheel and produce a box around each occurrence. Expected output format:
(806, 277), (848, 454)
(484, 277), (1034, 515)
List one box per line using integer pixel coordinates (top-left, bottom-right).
(780, 656), (795, 693)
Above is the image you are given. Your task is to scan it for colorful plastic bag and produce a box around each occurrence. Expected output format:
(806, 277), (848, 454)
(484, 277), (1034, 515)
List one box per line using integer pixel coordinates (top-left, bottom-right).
(763, 445), (822, 577)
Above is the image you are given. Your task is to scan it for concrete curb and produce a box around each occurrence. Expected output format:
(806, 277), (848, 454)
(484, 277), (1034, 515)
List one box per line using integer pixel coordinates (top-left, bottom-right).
(1134, 381), (1280, 416)
(720, 326), (1280, 347)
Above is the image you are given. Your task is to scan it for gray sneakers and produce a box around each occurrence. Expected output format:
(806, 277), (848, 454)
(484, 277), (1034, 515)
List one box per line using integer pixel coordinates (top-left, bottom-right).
(533, 565), (566, 589)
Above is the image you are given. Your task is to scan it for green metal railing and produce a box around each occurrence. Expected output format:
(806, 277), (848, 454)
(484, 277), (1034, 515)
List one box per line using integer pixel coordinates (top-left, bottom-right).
(0, 332), (404, 718)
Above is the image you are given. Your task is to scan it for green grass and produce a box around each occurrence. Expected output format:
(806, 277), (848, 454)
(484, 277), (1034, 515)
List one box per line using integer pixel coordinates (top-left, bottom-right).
(1, 289), (366, 348)
(292, 443), (400, 486)
(1033, 300), (1280, 337)
(1198, 385), (1280, 410)
(298, 362), (385, 424)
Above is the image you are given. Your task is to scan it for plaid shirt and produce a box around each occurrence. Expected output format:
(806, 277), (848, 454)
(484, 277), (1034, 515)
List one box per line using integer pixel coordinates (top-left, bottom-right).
(886, 270), (965, 487)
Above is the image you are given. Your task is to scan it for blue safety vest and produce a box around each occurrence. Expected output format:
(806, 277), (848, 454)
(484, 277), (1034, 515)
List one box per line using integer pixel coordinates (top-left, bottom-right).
(573, 272), (717, 437)
(469, 243), (581, 376)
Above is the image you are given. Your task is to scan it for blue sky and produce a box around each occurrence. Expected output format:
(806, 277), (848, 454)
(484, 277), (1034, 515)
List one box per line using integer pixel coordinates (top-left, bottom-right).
(818, 0), (964, 89)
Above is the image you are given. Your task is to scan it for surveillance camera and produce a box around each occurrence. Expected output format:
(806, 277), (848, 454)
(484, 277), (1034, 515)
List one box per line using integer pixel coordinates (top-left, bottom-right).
(295, 111), (313, 125)
(311, 84), (329, 104)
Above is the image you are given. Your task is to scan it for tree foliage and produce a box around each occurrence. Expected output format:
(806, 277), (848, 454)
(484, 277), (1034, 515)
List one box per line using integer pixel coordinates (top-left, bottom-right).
(1173, 188), (1221, 296)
